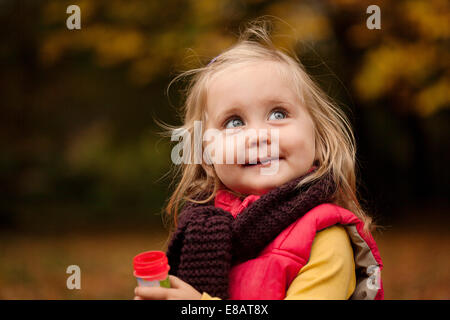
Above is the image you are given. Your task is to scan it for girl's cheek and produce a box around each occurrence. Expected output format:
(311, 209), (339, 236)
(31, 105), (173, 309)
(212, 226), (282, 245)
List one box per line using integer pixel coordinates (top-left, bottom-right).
(203, 132), (224, 165)
(204, 129), (283, 165)
(204, 132), (246, 165)
(203, 134), (225, 164)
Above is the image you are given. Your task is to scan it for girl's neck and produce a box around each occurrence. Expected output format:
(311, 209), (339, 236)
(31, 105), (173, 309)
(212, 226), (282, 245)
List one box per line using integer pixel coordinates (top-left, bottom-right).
(216, 165), (318, 199)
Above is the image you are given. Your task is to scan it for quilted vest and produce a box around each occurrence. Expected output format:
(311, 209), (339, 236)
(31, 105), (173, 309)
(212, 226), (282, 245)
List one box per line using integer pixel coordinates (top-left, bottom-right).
(215, 190), (384, 300)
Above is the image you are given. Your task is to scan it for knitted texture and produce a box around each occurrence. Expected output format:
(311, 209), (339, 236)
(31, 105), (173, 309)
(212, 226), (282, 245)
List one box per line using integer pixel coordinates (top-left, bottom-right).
(166, 170), (336, 299)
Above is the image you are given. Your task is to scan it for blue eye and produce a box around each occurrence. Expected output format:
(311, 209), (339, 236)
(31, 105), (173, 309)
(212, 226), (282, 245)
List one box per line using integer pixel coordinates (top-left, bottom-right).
(269, 110), (287, 120)
(225, 118), (244, 129)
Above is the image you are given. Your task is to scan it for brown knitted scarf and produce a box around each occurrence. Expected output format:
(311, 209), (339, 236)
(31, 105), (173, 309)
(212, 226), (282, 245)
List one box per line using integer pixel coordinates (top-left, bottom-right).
(166, 171), (336, 299)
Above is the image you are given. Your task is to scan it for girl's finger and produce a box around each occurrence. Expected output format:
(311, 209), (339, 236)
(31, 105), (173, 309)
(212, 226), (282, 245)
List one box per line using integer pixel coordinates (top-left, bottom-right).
(135, 286), (171, 300)
(134, 296), (143, 300)
(168, 275), (186, 289)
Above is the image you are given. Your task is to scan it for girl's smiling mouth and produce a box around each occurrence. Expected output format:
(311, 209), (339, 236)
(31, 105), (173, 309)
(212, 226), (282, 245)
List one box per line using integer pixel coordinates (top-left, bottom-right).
(242, 157), (283, 167)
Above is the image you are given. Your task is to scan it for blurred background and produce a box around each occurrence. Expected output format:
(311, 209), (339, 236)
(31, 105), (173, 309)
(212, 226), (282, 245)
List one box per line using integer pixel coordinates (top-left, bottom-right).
(0, 0), (448, 299)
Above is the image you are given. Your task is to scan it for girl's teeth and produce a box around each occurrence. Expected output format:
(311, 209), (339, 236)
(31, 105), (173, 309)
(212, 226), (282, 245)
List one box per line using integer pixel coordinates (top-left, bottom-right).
(244, 158), (279, 166)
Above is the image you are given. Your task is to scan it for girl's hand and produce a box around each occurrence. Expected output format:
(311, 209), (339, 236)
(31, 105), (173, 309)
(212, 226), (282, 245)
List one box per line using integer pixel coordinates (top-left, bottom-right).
(134, 275), (202, 300)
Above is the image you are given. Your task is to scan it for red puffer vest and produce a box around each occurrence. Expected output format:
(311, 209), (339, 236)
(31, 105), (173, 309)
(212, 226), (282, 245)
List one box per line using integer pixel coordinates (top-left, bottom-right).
(215, 190), (384, 300)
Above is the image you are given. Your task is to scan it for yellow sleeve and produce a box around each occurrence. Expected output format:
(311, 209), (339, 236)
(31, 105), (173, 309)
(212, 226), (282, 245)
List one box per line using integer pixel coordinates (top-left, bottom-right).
(284, 225), (356, 300)
(201, 292), (222, 300)
(201, 225), (355, 300)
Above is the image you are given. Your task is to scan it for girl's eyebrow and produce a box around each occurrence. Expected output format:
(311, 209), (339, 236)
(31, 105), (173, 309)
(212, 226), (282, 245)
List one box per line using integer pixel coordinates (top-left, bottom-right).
(265, 99), (292, 107)
(213, 106), (243, 124)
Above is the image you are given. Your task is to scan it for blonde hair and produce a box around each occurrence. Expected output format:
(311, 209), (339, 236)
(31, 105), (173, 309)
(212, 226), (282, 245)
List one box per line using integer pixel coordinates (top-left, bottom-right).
(159, 19), (374, 234)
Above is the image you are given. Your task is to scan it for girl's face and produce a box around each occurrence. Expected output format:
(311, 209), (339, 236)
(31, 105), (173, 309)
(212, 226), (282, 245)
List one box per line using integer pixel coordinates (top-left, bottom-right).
(205, 61), (316, 195)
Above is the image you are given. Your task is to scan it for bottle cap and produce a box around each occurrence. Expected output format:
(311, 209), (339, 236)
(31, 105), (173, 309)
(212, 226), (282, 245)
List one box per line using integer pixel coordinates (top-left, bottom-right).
(133, 251), (170, 280)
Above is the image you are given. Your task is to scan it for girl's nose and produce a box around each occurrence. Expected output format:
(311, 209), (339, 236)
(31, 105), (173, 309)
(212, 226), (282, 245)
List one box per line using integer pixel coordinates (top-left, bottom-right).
(245, 129), (271, 148)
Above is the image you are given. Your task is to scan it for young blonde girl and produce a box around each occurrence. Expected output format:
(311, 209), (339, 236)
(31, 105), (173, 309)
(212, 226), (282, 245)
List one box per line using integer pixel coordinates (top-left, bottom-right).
(134, 20), (383, 300)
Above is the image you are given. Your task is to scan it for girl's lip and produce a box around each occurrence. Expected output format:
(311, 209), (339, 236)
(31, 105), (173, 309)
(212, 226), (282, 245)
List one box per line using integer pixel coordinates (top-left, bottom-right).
(242, 158), (283, 167)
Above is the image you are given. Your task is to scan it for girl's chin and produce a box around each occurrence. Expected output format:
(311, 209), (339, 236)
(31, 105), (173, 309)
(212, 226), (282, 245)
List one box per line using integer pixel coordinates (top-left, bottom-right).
(234, 181), (280, 196)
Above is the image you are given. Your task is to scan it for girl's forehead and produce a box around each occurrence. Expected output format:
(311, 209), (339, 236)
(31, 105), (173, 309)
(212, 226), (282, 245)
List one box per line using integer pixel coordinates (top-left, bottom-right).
(208, 60), (287, 83)
(205, 61), (301, 111)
